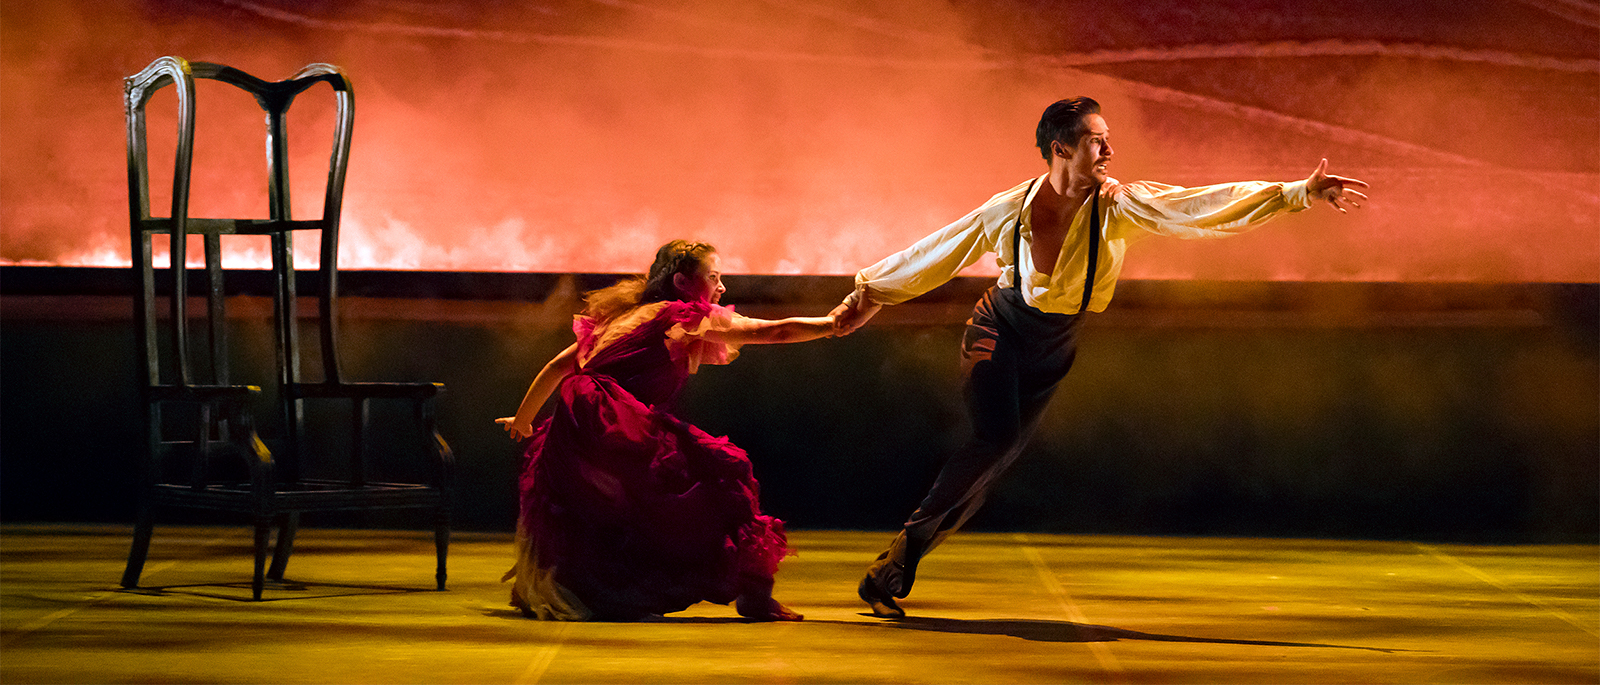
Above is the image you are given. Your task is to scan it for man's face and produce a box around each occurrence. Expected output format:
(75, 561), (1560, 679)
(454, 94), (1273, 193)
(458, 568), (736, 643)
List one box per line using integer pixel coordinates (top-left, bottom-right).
(1059, 113), (1113, 183)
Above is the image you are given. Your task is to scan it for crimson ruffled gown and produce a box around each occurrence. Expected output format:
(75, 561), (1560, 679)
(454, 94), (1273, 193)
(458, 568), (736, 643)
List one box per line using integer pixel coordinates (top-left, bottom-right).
(504, 299), (791, 620)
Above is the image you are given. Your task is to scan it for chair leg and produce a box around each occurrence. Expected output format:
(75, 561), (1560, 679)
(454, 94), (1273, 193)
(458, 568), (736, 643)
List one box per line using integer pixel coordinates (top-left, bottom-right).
(434, 507), (450, 591)
(121, 502), (155, 589)
(267, 512), (298, 581)
(252, 517), (271, 600)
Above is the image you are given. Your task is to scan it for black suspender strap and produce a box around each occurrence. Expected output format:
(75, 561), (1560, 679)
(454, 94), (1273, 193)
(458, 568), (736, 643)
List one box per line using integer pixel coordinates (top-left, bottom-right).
(1010, 179), (1037, 294)
(1011, 179), (1103, 312)
(1079, 183), (1103, 313)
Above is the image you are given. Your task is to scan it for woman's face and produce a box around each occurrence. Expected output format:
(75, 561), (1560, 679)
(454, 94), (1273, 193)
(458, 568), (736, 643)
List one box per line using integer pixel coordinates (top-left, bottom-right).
(677, 252), (725, 304)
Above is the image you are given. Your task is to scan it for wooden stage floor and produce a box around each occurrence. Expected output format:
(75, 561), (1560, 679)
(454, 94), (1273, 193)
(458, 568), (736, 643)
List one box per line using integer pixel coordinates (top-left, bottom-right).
(2, 525), (1595, 684)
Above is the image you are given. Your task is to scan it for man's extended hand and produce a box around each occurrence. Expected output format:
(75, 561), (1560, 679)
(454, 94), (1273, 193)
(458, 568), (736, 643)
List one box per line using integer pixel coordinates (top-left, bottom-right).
(1306, 158), (1369, 213)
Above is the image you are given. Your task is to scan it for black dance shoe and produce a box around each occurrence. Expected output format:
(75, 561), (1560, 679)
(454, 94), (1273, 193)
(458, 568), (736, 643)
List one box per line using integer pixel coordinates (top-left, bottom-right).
(858, 574), (906, 619)
(878, 535), (927, 599)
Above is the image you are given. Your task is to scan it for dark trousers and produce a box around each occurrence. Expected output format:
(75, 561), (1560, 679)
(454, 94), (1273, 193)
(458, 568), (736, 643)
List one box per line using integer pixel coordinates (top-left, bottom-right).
(869, 286), (1083, 597)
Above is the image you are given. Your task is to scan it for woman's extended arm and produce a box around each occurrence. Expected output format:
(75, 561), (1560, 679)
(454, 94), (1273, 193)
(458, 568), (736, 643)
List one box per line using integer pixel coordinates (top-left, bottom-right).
(496, 343), (579, 440)
(702, 315), (836, 346)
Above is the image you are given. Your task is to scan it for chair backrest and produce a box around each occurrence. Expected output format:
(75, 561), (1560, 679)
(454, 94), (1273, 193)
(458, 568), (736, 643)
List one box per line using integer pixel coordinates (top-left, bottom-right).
(125, 56), (357, 472)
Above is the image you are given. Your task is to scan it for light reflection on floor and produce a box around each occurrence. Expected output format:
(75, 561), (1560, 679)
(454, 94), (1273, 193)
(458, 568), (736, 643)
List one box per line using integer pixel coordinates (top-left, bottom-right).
(2, 525), (1595, 684)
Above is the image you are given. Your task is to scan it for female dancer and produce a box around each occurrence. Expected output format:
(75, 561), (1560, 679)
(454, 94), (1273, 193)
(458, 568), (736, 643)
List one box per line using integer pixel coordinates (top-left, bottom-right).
(498, 240), (834, 621)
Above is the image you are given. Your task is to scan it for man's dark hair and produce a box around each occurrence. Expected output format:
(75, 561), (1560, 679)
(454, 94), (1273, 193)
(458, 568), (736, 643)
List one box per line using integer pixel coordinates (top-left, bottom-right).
(1035, 97), (1101, 163)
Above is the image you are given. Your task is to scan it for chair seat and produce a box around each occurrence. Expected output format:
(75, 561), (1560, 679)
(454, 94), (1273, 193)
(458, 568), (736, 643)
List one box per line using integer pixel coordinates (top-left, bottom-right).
(289, 381), (443, 400)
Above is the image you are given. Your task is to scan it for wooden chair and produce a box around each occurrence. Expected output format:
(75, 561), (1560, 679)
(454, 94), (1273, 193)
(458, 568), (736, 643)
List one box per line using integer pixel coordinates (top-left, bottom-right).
(120, 56), (453, 600)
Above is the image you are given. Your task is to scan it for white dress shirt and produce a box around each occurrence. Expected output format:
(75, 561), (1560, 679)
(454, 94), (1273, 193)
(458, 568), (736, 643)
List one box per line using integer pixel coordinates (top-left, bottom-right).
(854, 174), (1313, 314)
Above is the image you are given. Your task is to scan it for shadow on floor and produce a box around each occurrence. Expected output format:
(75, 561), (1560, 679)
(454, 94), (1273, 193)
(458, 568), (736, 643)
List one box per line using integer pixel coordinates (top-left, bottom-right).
(117, 579), (437, 602)
(482, 606), (779, 624)
(831, 616), (1408, 654)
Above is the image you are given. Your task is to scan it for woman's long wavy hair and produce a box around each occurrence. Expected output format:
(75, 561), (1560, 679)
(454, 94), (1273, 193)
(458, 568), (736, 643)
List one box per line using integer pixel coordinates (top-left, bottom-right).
(583, 240), (717, 323)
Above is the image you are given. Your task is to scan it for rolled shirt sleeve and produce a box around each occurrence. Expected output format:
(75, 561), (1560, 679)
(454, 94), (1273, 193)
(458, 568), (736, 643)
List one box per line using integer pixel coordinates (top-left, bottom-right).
(1110, 179), (1312, 241)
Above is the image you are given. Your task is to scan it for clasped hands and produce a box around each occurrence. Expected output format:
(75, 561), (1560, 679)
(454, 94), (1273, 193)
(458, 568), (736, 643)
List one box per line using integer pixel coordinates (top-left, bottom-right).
(829, 293), (881, 337)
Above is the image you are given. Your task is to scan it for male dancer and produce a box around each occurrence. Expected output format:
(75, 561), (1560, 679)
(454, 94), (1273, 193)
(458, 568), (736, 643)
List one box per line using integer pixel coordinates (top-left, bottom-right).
(832, 97), (1369, 618)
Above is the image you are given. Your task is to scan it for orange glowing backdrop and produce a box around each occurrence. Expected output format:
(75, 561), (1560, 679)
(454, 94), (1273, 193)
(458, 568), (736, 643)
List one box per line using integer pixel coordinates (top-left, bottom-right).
(2, 0), (1595, 281)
